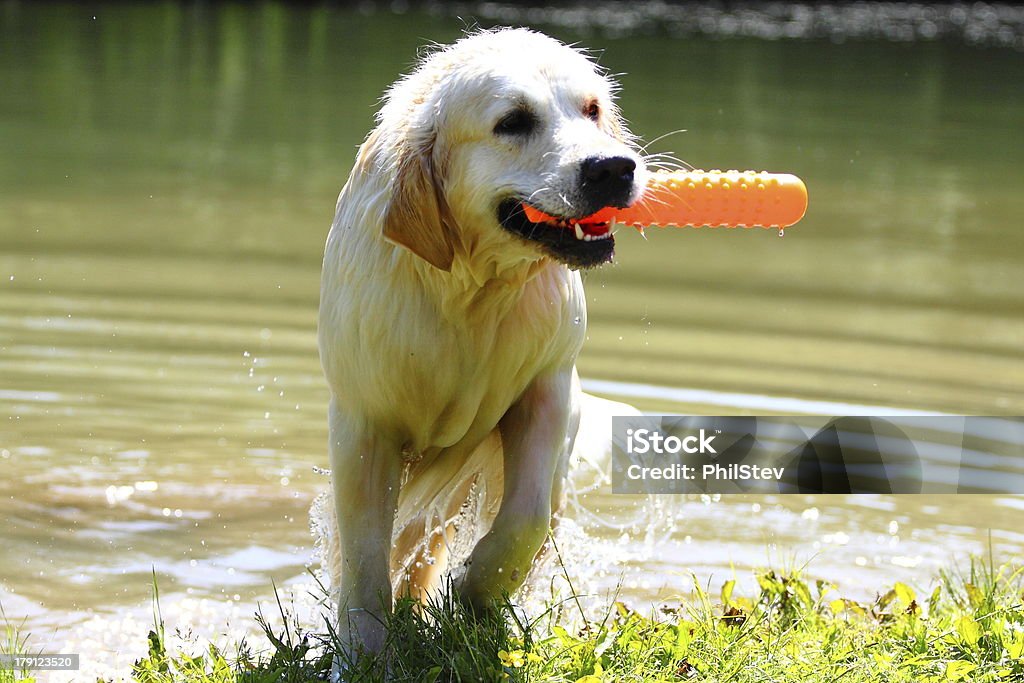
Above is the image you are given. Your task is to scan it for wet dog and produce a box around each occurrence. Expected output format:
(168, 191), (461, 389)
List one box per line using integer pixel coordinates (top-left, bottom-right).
(317, 27), (645, 658)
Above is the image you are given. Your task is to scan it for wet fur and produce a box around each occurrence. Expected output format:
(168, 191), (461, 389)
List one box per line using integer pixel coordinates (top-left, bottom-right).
(317, 28), (644, 657)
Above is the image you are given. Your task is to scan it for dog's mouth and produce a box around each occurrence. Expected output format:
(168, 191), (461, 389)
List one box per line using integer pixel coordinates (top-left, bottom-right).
(497, 199), (616, 269)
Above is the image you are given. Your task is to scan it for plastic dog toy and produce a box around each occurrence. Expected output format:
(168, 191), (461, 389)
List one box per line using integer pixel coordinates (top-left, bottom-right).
(523, 170), (808, 230)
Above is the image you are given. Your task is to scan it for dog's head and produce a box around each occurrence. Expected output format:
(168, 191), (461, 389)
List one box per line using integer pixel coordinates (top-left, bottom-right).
(369, 28), (646, 272)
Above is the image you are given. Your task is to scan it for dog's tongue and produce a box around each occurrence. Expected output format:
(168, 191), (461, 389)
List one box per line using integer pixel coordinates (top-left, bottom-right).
(521, 204), (617, 236)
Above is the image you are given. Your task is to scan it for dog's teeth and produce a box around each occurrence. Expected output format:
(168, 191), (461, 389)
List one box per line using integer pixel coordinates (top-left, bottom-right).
(574, 223), (585, 240)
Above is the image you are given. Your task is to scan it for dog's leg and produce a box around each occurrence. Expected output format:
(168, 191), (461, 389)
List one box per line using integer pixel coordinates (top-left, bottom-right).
(328, 398), (403, 659)
(403, 524), (454, 602)
(459, 368), (572, 608)
(549, 368), (583, 516)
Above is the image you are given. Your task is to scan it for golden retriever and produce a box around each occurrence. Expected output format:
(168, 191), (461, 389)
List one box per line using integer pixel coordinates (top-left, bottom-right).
(317, 27), (646, 660)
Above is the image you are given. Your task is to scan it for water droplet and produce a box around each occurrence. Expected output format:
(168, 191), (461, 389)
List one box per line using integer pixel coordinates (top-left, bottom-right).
(778, 228), (785, 238)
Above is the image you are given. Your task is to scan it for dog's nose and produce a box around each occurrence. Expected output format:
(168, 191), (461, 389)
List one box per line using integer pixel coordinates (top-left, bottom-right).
(580, 156), (636, 205)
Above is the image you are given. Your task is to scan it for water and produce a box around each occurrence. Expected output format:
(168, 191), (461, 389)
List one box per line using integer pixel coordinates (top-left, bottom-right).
(1, 2), (1023, 674)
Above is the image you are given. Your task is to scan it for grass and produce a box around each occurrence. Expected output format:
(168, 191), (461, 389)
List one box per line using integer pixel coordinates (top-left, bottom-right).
(4, 559), (1024, 682)
(1, 604), (36, 683)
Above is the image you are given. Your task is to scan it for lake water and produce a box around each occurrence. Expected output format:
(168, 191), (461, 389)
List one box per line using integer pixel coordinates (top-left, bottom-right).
(1, 2), (1023, 675)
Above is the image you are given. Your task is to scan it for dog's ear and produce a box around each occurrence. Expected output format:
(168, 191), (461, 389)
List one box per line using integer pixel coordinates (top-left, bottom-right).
(382, 135), (456, 272)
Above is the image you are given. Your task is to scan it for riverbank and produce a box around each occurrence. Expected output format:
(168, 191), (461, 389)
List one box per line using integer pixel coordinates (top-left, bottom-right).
(5, 557), (1022, 683)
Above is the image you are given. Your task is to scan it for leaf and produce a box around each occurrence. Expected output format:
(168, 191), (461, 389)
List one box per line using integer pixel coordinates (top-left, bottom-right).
(955, 615), (981, 647)
(574, 676), (602, 683)
(552, 625), (576, 646)
(672, 623), (692, 659)
(757, 572), (783, 596)
(894, 582), (916, 607)
(964, 583), (985, 609)
(944, 660), (977, 681)
(928, 584), (942, 615)
(829, 599), (846, 615)
(1006, 631), (1024, 660)
(593, 630), (615, 658)
(733, 596), (754, 613)
(876, 589), (897, 611)
(721, 580), (735, 607)
(791, 579), (813, 609)
(872, 651), (893, 668)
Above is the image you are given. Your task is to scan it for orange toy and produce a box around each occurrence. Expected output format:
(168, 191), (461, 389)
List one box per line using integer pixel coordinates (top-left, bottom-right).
(523, 170), (808, 230)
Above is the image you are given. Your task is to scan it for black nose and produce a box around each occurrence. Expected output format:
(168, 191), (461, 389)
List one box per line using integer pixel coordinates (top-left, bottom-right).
(580, 156), (636, 205)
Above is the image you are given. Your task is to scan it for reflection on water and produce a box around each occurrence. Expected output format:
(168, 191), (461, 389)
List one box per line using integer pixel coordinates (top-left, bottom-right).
(470, 2), (1024, 48)
(1, 2), (1023, 671)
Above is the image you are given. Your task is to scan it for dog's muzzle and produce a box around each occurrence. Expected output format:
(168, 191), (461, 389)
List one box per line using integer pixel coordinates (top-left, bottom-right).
(579, 155), (636, 214)
(497, 199), (616, 270)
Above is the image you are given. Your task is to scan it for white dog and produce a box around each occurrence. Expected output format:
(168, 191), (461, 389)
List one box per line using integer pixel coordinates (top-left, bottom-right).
(317, 27), (646, 657)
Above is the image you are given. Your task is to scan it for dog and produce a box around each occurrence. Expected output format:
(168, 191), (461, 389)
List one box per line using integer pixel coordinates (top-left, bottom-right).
(317, 27), (646, 658)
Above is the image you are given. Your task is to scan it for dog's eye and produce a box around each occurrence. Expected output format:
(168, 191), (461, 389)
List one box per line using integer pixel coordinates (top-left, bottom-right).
(494, 109), (536, 137)
(585, 102), (600, 122)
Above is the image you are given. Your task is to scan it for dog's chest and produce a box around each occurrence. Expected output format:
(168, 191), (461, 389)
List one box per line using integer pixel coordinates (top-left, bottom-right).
(395, 269), (585, 450)
(320, 255), (586, 450)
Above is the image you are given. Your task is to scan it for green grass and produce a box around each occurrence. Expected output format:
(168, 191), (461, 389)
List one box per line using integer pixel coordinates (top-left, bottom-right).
(1, 604), (36, 683)
(5, 559), (1024, 683)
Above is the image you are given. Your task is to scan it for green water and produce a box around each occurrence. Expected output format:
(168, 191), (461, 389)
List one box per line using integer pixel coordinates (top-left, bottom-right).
(1, 2), (1023, 642)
